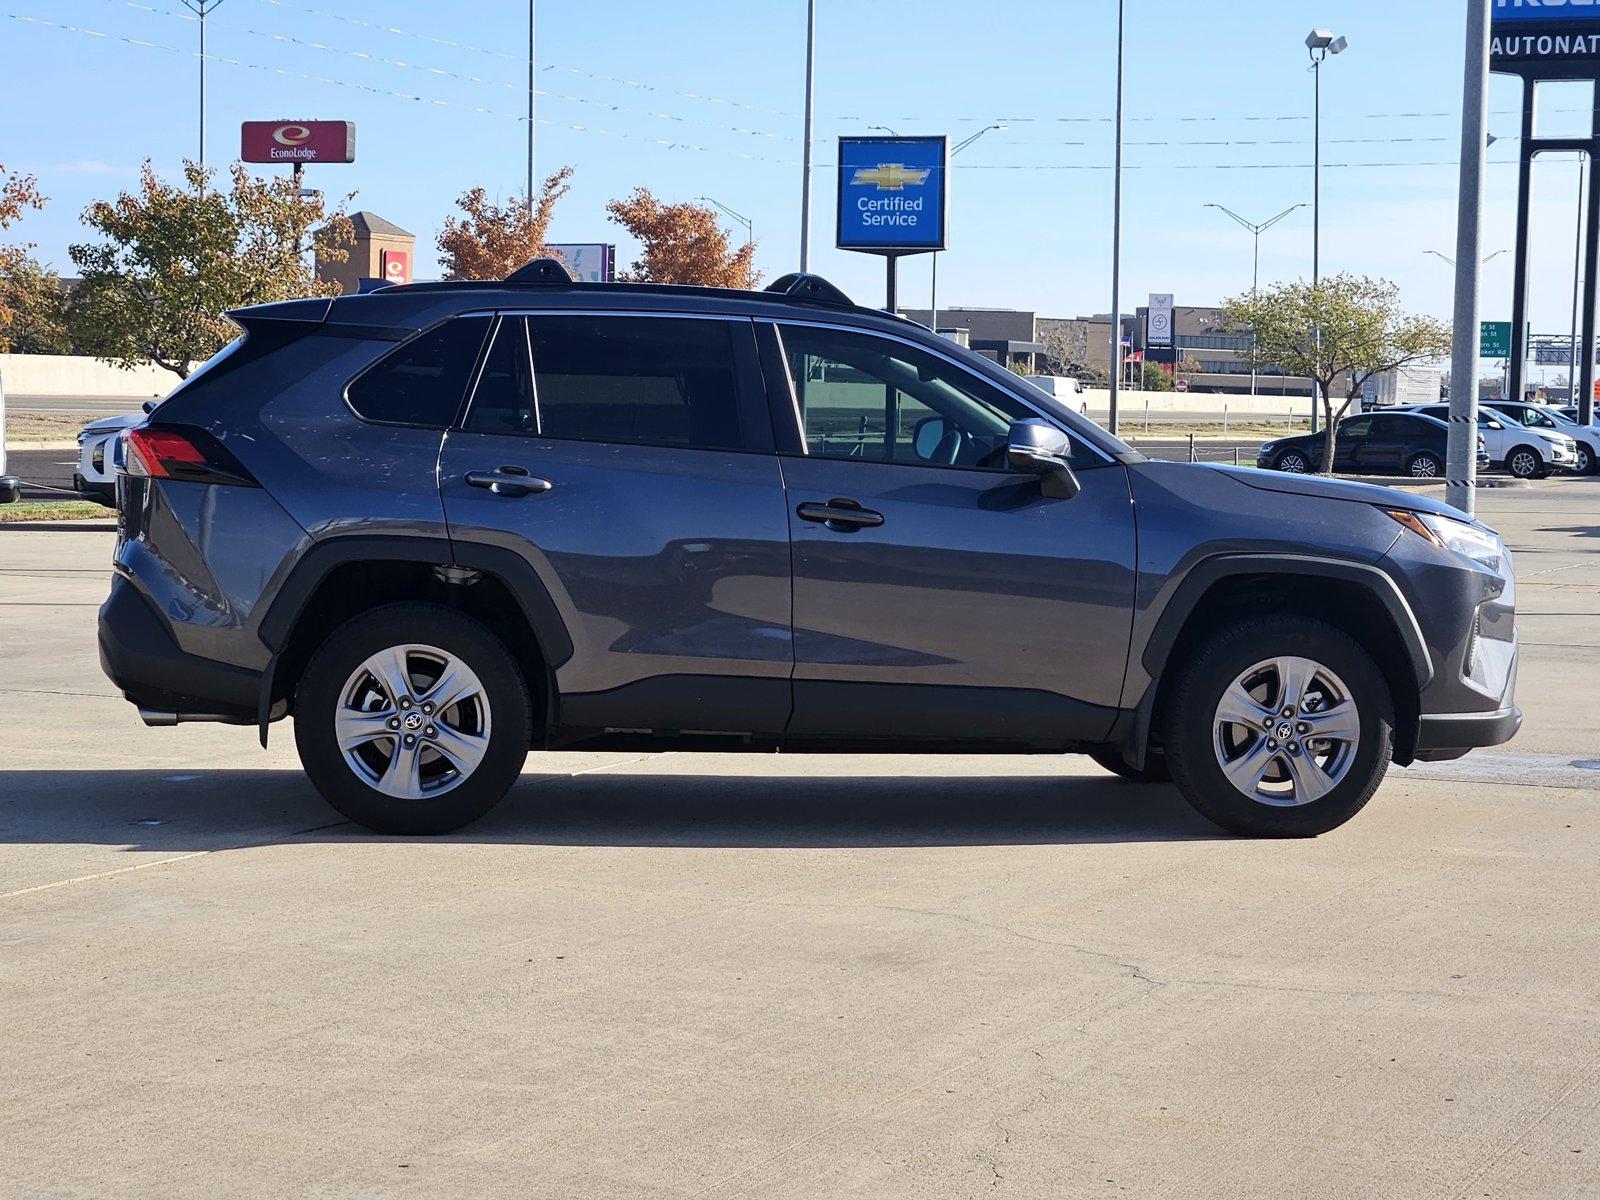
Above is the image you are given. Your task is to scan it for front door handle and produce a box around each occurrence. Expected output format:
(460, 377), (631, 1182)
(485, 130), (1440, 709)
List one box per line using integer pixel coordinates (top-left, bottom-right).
(465, 467), (552, 498)
(796, 498), (884, 531)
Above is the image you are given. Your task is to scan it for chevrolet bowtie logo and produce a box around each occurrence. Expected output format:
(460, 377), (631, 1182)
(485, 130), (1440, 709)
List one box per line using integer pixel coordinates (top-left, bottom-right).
(851, 163), (931, 190)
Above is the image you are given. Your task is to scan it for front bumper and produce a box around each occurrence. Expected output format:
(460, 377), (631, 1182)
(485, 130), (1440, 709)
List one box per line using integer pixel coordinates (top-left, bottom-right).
(1414, 705), (1523, 761)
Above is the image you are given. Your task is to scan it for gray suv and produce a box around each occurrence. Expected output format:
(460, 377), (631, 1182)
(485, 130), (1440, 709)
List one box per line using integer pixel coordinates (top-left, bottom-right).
(100, 264), (1521, 837)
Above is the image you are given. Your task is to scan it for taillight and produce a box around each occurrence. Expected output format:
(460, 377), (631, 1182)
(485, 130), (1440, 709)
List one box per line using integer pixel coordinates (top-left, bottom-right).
(123, 426), (258, 487)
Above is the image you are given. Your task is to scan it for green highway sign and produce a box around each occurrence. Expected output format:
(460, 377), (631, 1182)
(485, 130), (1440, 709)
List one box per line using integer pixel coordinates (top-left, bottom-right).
(1480, 320), (1512, 358)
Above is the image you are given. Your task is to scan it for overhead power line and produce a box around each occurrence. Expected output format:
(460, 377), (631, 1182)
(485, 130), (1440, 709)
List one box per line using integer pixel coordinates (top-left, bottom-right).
(6, 12), (798, 164)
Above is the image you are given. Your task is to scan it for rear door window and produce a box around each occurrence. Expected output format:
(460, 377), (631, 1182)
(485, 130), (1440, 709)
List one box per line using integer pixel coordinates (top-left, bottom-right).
(524, 315), (752, 451)
(346, 316), (490, 427)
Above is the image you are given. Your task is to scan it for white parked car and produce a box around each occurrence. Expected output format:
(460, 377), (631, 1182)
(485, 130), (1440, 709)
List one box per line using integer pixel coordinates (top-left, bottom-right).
(75, 411), (145, 506)
(1483, 400), (1600, 476)
(1402, 403), (1577, 479)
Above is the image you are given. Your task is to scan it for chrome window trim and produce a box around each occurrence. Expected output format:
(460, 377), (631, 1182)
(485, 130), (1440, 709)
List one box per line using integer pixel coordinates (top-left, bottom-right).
(766, 315), (1119, 467)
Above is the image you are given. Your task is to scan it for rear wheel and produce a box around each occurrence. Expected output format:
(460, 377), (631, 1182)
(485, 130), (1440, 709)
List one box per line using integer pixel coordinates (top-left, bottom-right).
(294, 603), (531, 835)
(1089, 748), (1171, 783)
(1506, 445), (1542, 479)
(1275, 450), (1309, 474)
(1407, 452), (1442, 479)
(1162, 616), (1393, 837)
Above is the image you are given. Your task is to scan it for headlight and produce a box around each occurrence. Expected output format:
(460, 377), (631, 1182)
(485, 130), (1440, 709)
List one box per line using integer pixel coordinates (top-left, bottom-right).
(1258, 442), (1275, 453)
(1385, 508), (1504, 573)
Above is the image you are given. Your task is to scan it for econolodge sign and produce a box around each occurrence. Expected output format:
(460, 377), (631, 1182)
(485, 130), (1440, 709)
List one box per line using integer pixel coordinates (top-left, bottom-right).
(836, 135), (948, 254)
(1492, 0), (1600, 65)
(240, 121), (356, 165)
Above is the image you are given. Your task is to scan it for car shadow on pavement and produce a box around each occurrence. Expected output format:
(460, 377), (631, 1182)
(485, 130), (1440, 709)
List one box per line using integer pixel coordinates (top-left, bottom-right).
(0, 766), (1226, 852)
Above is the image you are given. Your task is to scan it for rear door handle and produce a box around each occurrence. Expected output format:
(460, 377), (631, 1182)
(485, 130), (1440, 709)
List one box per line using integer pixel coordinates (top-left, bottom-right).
(796, 498), (884, 531)
(465, 466), (552, 498)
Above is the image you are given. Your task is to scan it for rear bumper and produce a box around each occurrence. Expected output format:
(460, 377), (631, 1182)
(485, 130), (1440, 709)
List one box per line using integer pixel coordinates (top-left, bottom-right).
(1413, 705), (1523, 761)
(73, 473), (116, 505)
(99, 573), (260, 721)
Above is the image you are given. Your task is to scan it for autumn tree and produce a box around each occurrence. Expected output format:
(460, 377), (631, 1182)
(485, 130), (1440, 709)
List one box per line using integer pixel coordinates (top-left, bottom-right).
(605, 189), (758, 287)
(69, 160), (352, 378)
(437, 167), (573, 280)
(0, 163), (69, 353)
(1223, 275), (1452, 473)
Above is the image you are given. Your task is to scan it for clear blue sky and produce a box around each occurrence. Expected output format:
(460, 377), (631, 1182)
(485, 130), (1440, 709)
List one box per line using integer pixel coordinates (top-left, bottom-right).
(2, 0), (1591, 349)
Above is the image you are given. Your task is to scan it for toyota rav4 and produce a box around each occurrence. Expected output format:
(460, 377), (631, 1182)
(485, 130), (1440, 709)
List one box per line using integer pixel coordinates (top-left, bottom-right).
(99, 263), (1521, 837)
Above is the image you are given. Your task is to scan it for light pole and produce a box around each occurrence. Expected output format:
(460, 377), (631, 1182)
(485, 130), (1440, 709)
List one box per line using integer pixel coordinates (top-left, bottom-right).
(1204, 202), (1307, 397)
(696, 195), (754, 251)
(1447, 0), (1490, 515)
(930, 123), (1006, 334)
(1571, 157), (1587, 400)
(537, 0), (544, 204)
(799, 0), (816, 271)
(527, 1), (535, 207)
(1306, 27), (1348, 435)
(1108, 0), (1126, 434)
(178, 0), (227, 169)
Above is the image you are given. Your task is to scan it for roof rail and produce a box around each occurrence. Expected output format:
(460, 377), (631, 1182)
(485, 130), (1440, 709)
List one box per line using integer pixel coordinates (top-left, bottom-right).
(764, 272), (854, 308)
(505, 256), (576, 285)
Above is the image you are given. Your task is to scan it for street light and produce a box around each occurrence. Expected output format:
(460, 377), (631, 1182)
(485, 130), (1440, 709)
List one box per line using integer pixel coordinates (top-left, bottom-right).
(1204, 202), (1308, 397)
(930, 123), (1006, 334)
(696, 195), (755, 251)
(867, 125), (900, 137)
(1305, 26), (1348, 434)
(1109, 0), (1127, 434)
(1424, 248), (1506, 267)
(177, 0), (227, 169)
(799, 0), (815, 271)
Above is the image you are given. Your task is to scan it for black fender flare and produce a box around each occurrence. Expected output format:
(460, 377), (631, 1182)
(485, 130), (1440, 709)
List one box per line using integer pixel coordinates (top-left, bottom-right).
(252, 534), (574, 744)
(1126, 553), (1434, 766)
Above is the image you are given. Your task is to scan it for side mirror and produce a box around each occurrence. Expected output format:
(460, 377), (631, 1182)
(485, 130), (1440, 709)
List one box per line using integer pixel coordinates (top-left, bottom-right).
(912, 416), (948, 462)
(142, 400), (157, 414)
(1007, 418), (1081, 499)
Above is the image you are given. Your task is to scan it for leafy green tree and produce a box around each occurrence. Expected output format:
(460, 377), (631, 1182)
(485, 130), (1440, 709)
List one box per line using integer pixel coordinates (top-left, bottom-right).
(1141, 361), (1174, 392)
(69, 160), (353, 378)
(0, 163), (68, 353)
(1223, 274), (1452, 473)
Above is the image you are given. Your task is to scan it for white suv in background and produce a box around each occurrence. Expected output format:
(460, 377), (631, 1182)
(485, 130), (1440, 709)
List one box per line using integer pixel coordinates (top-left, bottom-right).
(1484, 400), (1600, 476)
(1402, 403), (1577, 479)
(74, 411), (144, 505)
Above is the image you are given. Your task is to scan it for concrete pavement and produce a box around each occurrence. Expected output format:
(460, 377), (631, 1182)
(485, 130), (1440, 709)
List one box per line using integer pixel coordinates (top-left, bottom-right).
(2, 482), (1598, 1198)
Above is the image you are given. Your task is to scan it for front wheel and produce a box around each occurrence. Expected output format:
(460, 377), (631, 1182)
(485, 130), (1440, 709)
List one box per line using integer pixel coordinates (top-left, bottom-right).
(1275, 450), (1309, 474)
(1506, 445), (1542, 480)
(1576, 442), (1596, 475)
(1161, 616), (1394, 837)
(1407, 452), (1442, 479)
(294, 603), (531, 835)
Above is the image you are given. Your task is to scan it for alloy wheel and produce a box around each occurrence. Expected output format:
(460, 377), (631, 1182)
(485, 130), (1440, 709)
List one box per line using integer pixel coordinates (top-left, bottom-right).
(1278, 452), (1307, 474)
(335, 644), (491, 800)
(1509, 450), (1539, 479)
(1211, 655), (1360, 807)
(1409, 455), (1440, 478)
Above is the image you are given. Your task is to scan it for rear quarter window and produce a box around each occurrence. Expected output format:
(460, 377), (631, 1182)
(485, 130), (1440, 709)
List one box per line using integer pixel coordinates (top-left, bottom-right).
(346, 317), (490, 427)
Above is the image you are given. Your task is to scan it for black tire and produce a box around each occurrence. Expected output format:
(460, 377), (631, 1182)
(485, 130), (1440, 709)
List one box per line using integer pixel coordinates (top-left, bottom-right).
(294, 603), (531, 835)
(1089, 748), (1172, 783)
(1406, 452), (1442, 479)
(1577, 442), (1598, 475)
(1275, 450), (1309, 474)
(1506, 445), (1542, 480)
(1162, 616), (1394, 837)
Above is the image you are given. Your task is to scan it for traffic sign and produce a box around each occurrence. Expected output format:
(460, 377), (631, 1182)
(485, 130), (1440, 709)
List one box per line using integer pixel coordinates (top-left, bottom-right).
(1480, 320), (1512, 357)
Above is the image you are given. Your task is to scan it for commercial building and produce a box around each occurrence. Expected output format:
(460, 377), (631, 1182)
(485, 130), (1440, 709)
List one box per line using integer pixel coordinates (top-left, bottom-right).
(896, 307), (1047, 372)
(315, 211), (416, 295)
(1131, 303), (1312, 397)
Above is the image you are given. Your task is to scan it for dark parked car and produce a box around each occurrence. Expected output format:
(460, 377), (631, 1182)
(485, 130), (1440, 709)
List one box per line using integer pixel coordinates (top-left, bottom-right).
(101, 264), (1521, 839)
(1258, 411), (1487, 478)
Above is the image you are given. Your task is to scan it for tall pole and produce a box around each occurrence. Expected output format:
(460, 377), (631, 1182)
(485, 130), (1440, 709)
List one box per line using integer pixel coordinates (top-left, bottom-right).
(1108, 0), (1126, 435)
(1311, 53), (1322, 436)
(1447, 0), (1491, 516)
(1205, 203), (1305, 400)
(1571, 158), (1586, 398)
(537, 0), (544, 204)
(179, 1), (226, 171)
(527, 0), (535, 204)
(799, 0), (816, 271)
(930, 254), (939, 332)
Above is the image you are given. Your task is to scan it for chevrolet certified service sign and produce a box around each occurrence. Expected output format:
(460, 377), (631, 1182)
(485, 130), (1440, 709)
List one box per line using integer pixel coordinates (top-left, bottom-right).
(836, 136), (948, 254)
(1493, 0), (1600, 64)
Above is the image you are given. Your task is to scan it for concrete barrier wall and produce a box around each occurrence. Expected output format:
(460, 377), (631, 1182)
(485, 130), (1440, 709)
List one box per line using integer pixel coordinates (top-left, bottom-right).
(1077, 389), (1313, 420)
(0, 354), (186, 400)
